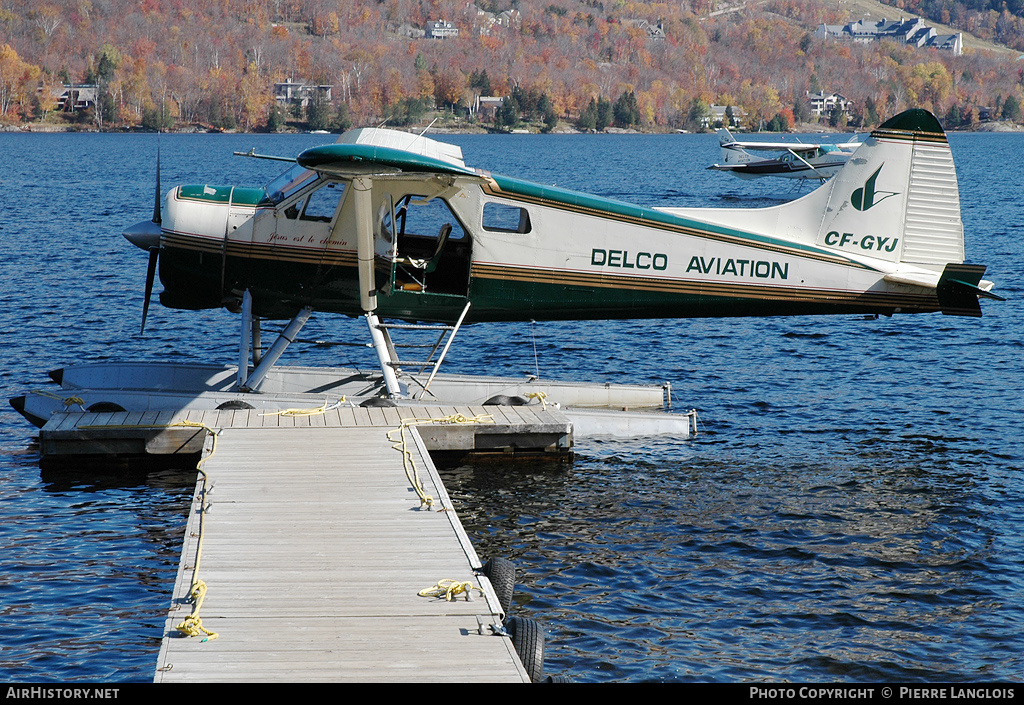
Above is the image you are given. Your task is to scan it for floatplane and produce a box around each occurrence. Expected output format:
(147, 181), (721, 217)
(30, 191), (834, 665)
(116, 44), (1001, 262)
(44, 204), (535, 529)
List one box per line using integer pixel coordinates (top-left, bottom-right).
(709, 127), (862, 181)
(10, 109), (1002, 437)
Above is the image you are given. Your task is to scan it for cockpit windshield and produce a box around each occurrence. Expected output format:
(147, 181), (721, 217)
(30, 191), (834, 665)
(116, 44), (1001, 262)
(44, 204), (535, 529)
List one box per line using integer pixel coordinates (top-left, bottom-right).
(264, 163), (319, 204)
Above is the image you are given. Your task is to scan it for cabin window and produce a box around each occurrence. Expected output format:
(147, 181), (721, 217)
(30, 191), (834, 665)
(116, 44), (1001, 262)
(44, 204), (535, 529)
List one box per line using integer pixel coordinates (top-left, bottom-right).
(301, 181), (345, 222)
(264, 164), (319, 204)
(283, 198), (304, 219)
(394, 194), (467, 240)
(482, 202), (531, 234)
(377, 195), (394, 243)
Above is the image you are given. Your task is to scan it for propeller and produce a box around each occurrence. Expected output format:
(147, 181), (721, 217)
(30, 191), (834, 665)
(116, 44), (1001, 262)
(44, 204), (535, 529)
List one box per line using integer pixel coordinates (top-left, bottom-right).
(123, 143), (163, 334)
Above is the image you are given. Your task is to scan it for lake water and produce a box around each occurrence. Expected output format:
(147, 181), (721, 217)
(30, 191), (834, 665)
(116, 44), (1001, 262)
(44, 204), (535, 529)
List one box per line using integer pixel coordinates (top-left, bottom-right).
(1, 127), (1022, 683)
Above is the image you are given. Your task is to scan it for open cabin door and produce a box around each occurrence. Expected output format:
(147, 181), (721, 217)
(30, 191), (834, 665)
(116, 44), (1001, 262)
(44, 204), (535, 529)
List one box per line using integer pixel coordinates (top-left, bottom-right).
(373, 191), (472, 303)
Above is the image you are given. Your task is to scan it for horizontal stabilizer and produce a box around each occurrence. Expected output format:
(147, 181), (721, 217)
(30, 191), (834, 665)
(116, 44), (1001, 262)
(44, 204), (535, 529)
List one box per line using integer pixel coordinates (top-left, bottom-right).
(936, 264), (1004, 317)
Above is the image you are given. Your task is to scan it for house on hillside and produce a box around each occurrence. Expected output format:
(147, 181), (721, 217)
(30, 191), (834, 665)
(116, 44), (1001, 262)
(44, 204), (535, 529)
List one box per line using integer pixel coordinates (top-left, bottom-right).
(275, 79), (332, 108)
(497, 10), (521, 28)
(814, 16), (962, 55)
(465, 4), (498, 35)
(475, 96), (504, 120)
(806, 91), (853, 120)
(626, 19), (666, 40)
(55, 84), (97, 112)
(426, 19), (459, 38)
(710, 104), (746, 129)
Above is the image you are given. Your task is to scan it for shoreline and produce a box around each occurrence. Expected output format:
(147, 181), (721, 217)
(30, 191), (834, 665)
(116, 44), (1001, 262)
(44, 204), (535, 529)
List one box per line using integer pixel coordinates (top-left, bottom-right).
(4, 119), (1021, 135)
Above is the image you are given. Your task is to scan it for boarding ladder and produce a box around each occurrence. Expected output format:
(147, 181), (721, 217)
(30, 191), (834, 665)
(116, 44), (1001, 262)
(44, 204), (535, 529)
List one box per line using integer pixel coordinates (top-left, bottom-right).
(366, 301), (471, 400)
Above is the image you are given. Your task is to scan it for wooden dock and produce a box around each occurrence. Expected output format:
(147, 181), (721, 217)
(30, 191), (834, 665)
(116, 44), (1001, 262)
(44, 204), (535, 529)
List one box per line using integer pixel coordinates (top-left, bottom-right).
(39, 405), (566, 681)
(38, 404), (573, 462)
(156, 419), (531, 682)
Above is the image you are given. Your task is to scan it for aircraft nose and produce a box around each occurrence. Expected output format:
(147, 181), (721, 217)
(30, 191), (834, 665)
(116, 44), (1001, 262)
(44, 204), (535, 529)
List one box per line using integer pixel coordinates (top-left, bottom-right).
(123, 219), (162, 250)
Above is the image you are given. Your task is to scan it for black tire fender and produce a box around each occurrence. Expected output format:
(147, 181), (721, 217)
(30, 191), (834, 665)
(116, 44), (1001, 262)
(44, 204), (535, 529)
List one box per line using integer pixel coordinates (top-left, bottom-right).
(483, 394), (528, 406)
(86, 402), (126, 413)
(506, 616), (544, 683)
(360, 397), (397, 407)
(216, 400), (254, 410)
(482, 557), (516, 616)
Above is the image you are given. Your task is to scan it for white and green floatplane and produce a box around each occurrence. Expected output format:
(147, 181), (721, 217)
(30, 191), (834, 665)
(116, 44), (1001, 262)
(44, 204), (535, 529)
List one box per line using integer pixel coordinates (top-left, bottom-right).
(10, 108), (1002, 430)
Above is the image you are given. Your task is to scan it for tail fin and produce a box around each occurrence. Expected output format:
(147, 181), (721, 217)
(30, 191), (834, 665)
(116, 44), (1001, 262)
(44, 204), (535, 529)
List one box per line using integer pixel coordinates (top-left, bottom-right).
(812, 109), (1000, 315)
(717, 128), (753, 165)
(814, 109), (964, 268)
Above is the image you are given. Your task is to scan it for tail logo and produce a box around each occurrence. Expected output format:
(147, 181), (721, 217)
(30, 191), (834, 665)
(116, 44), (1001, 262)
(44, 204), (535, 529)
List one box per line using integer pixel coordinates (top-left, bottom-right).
(852, 164), (899, 211)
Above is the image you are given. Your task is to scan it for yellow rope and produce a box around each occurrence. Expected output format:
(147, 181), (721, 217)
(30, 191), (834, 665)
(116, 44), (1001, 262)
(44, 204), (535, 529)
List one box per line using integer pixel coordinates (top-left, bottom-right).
(524, 391), (548, 410)
(31, 389), (85, 409)
(175, 580), (217, 640)
(387, 413), (494, 509)
(171, 420), (220, 642)
(418, 579), (484, 602)
(259, 398), (346, 417)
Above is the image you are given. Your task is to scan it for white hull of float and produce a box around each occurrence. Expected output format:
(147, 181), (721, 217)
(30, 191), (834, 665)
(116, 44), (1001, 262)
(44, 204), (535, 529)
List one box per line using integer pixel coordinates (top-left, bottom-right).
(17, 362), (697, 441)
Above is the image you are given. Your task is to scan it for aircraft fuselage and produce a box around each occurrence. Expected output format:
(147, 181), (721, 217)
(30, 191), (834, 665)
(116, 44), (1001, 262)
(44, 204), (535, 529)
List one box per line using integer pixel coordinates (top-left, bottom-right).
(144, 112), (996, 325)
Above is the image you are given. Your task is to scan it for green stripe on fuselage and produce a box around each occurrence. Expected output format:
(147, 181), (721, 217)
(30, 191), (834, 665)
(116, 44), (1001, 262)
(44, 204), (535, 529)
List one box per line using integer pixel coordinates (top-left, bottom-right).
(485, 175), (872, 269)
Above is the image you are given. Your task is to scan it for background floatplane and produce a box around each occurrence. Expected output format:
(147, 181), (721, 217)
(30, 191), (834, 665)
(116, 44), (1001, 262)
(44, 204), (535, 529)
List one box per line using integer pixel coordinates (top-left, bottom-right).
(709, 127), (863, 181)
(11, 109), (1001, 439)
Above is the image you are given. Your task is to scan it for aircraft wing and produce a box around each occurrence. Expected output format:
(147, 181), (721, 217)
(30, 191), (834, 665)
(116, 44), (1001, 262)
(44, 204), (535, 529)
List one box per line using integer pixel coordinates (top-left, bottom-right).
(296, 128), (484, 180)
(726, 140), (822, 154)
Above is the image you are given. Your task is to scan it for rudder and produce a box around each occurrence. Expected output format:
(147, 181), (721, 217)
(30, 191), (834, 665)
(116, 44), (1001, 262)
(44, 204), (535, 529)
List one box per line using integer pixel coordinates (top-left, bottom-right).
(815, 109), (964, 268)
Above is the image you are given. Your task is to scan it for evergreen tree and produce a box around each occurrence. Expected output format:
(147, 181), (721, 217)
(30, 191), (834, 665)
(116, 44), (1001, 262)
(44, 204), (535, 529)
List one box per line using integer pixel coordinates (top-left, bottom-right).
(577, 98), (598, 131)
(595, 96), (612, 130)
(539, 93), (558, 131)
(613, 90), (640, 127)
(386, 97), (428, 126)
(142, 104), (174, 130)
(332, 103), (352, 131)
(685, 99), (711, 132)
(469, 69), (492, 96)
(792, 98), (810, 125)
(307, 94), (332, 131)
(494, 97), (520, 130)
(767, 113), (789, 131)
(1001, 94), (1021, 122)
(864, 96), (879, 127)
(267, 104), (286, 132)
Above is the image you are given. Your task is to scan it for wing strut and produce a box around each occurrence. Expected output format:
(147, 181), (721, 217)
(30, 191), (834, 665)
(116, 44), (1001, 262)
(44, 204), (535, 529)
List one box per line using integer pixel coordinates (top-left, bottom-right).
(352, 176), (377, 313)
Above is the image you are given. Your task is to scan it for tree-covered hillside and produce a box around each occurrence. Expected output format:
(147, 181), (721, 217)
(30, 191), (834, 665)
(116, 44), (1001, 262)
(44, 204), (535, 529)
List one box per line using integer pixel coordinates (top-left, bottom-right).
(1, 0), (1021, 132)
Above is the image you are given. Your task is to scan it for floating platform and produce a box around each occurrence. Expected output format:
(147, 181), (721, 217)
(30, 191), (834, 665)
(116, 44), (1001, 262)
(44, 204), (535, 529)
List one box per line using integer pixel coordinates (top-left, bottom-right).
(37, 404), (574, 463)
(10, 360), (697, 682)
(16, 362), (697, 463)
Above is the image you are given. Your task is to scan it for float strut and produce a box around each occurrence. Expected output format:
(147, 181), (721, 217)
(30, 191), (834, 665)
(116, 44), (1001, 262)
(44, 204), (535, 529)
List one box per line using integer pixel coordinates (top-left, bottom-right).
(238, 306), (313, 392)
(237, 290), (253, 389)
(366, 313), (403, 398)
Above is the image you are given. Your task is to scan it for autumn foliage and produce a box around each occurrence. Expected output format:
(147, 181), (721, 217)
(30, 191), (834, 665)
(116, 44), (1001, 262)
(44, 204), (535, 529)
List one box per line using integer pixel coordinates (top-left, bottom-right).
(1, 0), (1022, 131)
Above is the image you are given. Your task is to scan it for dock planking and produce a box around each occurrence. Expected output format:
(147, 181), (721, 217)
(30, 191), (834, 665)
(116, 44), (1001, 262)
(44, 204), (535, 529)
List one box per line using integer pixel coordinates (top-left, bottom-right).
(155, 420), (532, 682)
(40, 403), (573, 460)
(34, 403), (567, 680)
